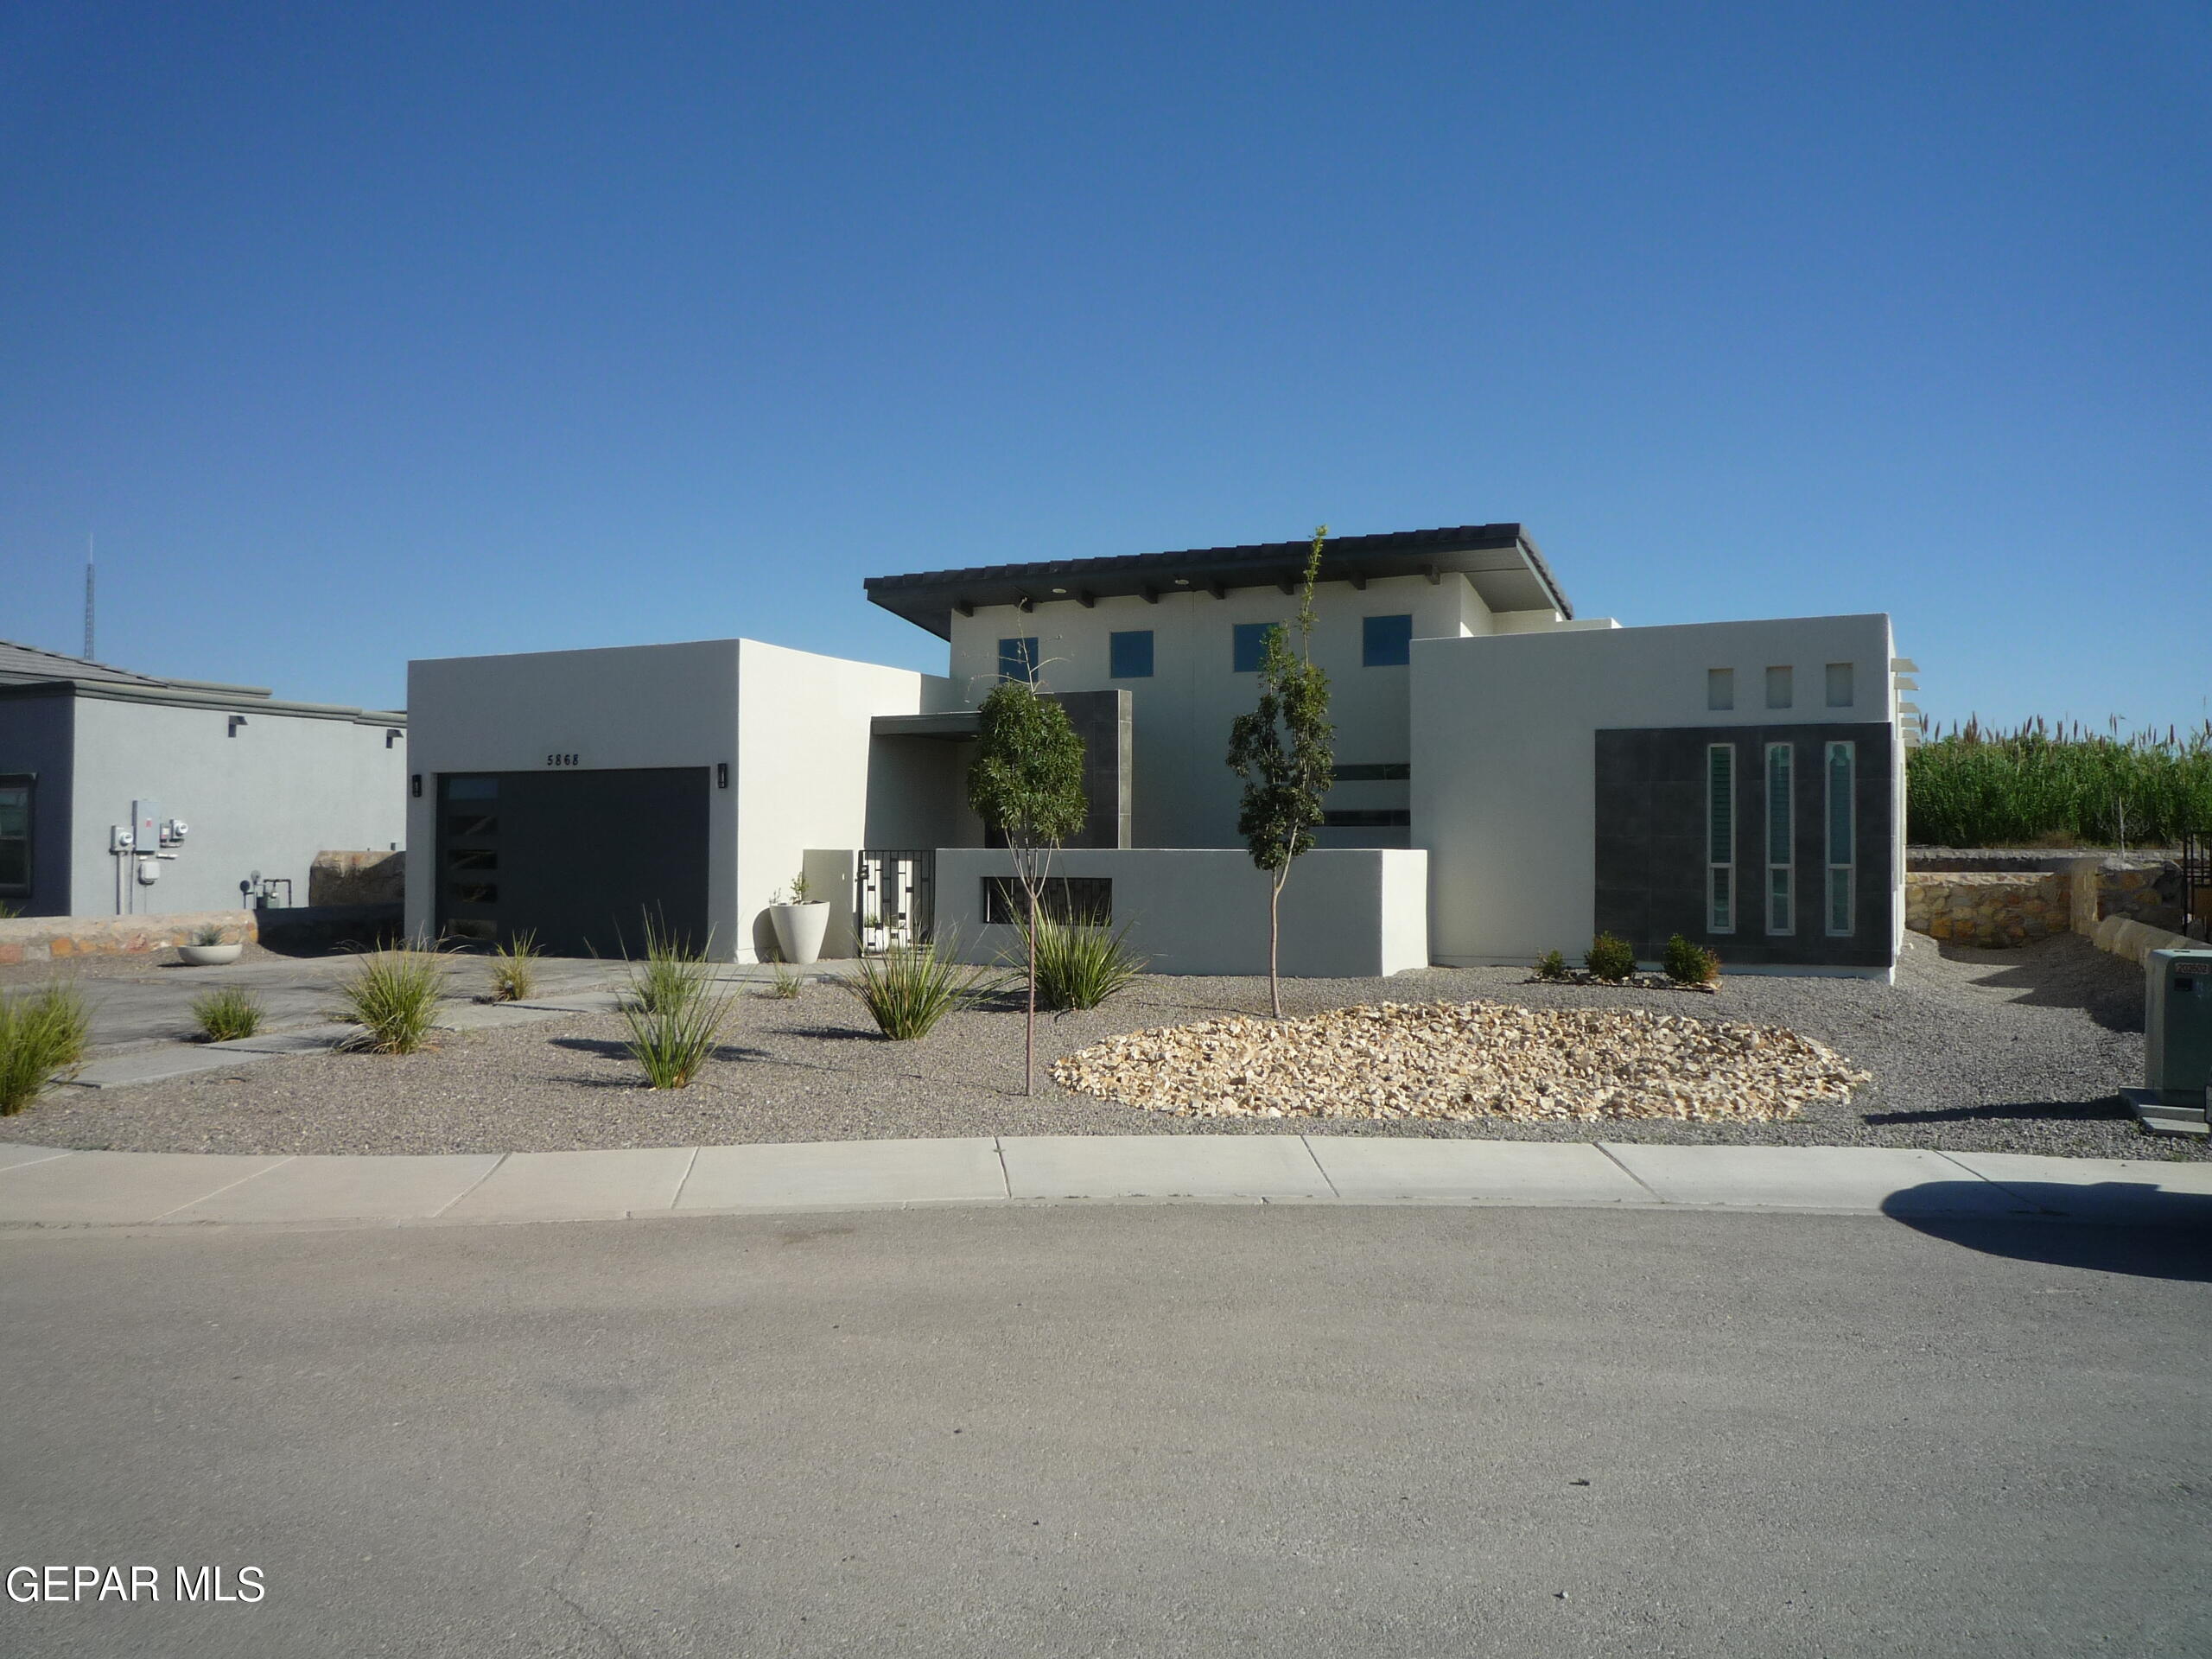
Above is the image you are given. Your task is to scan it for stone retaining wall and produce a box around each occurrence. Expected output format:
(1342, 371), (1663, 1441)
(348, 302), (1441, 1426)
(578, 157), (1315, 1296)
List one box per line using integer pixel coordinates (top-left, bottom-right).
(1905, 855), (2185, 948)
(0, 904), (403, 963)
(308, 849), (404, 907)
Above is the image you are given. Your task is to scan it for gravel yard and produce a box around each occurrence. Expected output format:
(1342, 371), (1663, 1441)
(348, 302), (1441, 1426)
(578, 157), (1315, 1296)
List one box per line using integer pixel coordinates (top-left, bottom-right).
(8, 931), (2195, 1160)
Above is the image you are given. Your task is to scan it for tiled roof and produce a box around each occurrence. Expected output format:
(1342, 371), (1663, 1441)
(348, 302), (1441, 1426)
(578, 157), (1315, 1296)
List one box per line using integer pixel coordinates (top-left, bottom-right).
(0, 639), (173, 687)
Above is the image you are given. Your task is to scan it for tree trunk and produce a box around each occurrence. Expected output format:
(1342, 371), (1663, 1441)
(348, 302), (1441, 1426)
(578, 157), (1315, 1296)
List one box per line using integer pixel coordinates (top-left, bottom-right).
(1025, 880), (1038, 1096)
(1268, 869), (1284, 1020)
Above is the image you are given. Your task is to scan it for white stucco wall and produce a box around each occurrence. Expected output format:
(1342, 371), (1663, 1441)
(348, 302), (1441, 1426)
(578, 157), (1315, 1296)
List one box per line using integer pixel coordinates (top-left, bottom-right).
(65, 694), (406, 918)
(1409, 613), (1899, 968)
(933, 847), (1429, 977)
(938, 575), (1599, 852)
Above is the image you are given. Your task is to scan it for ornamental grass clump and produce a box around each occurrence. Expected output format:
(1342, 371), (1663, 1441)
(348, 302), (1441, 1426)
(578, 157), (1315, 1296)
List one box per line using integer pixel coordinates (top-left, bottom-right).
(619, 972), (737, 1090)
(1022, 916), (1147, 1012)
(763, 959), (804, 999)
(845, 942), (1001, 1041)
(628, 921), (706, 1016)
(338, 944), (449, 1054)
(190, 986), (264, 1043)
(486, 931), (542, 1002)
(1663, 933), (1722, 986)
(0, 983), (90, 1114)
(1584, 932), (1637, 982)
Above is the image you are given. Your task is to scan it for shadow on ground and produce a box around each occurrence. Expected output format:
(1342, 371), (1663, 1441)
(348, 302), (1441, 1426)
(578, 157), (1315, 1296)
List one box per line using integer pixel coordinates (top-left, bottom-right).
(1885, 1180), (2212, 1281)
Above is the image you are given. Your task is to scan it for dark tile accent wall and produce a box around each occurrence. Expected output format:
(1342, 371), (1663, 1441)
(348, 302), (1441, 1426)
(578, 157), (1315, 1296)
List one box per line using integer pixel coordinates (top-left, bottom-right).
(1594, 723), (1896, 969)
(979, 689), (1132, 851)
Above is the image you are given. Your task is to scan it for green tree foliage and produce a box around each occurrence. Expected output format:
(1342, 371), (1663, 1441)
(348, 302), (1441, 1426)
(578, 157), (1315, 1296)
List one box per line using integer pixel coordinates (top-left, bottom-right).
(1227, 525), (1337, 1019)
(968, 679), (1089, 1094)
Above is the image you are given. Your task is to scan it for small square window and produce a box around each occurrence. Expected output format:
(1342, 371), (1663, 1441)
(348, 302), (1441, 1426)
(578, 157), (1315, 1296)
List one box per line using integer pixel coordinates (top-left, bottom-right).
(1362, 614), (1414, 667)
(1707, 669), (1734, 711)
(1109, 630), (1154, 679)
(1825, 662), (1854, 708)
(1232, 621), (1283, 673)
(1765, 665), (1794, 709)
(998, 637), (1039, 683)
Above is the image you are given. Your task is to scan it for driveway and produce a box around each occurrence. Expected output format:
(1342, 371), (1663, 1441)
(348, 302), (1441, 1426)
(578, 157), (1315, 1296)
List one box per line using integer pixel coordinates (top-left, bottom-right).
(3, 1205), (2207, 1657)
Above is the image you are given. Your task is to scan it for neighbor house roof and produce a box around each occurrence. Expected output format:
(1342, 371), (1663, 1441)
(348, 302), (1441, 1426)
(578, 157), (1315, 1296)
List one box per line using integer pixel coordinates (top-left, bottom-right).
(863, 524), (1573, 640)
(0, 639), (403, 725)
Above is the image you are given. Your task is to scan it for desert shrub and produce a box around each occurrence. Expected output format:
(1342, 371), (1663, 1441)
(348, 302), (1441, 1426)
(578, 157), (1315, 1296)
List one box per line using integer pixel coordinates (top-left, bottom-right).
(620, 982), (737, 1089)
(845, 943), (1001, 1040)
(1584, 933), (1637, 982)
(191, 986), (264, 1042)
(1662, 934), (1721, 985)
(763, 959), (804, 999)
(0, 983), (90, 1113)
(1020, 916), (1147, 1012)
(628, 920), (708, 1015)
(338, 945), (449, 1054)
(0, 901), (21, 919)
(1533, 950), (1570, 982)
(487, 931), (542, 1002)
(1907, 719), (2212, 846)
(191, 923), (227, 947)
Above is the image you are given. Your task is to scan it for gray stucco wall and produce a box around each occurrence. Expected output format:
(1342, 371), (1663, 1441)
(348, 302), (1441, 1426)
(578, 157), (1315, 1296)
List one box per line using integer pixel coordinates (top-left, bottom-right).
(64, 693), (407, 918)
(0, 689), (77, 917)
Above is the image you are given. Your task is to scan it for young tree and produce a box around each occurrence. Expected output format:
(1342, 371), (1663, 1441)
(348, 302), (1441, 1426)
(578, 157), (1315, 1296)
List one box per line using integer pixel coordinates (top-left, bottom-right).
(1227, 525), (1337, 1019)
(967, 678), (1089, 1095)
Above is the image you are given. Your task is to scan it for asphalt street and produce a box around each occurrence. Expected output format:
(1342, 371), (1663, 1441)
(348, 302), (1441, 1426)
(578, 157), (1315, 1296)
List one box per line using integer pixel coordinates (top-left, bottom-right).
(3, 1204), (2208, 1657)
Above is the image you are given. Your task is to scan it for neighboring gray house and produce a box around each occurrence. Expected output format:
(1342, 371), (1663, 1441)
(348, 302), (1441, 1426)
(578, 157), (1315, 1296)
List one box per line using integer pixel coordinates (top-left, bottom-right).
(0, 640), (408, 918)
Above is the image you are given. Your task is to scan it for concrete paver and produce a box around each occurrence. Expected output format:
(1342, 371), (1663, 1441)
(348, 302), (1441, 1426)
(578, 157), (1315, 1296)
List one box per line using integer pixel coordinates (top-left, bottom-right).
(61, 1045), (280, 1089)
(677, 1138), (1004, 1210)
(1001, 1134), (1329, 1199)
(1306, 1135), (1652, 1204)
(1936, 1150), (2212, 1224)
(162, 1154), (504, 1223)
(0, 1149), (289, 1224)
(432, 1002), (575, 1032)
(445, 1147), (696, 1220)
(0, 1143), (74, 1173)
(1598, 1142), (2029, 1214)
(214, 1025), (352, 1053)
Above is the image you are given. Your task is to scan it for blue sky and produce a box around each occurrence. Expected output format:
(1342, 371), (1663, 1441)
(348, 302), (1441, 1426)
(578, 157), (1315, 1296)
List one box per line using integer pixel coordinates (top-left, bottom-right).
(3, 2), (2206, 732)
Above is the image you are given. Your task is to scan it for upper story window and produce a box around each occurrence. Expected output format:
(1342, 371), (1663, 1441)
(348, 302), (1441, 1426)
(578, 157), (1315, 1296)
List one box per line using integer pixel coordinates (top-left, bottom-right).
(998, 637), (1039, 683)
(1109, 630), (1154, 679)
(1765, 665), (1794, 709)
(1232, 621), (1284, 673)
(1707, 668), (1734, 710)
(1362, 614), (1414, 667)
(0, 777), (30, 893)
(1825, 662), (1854, 708)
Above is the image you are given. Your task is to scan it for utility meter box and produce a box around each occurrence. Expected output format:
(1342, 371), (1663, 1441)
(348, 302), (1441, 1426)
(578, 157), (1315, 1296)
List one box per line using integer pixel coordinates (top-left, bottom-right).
(2145, 949), (2212, 1105)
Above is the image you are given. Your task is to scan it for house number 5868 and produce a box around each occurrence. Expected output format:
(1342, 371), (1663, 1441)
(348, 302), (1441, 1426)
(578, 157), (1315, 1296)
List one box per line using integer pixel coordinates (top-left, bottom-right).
(545, 753), (580, 767)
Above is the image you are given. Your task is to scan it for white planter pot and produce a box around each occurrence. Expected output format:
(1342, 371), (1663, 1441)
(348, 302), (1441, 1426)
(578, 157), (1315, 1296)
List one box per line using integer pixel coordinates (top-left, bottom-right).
(178, 943), (244, 966)
(768, 902), (830, 965)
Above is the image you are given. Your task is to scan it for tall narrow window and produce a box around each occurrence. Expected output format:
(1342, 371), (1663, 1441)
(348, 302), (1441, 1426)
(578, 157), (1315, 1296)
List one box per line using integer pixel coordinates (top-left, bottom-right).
(1825, 662), (1854, 708)
(997, 637), (1039, 683)
(1765, 665), (1794, 709)
(1707, 744), (1736, 932)
(1109, 630), (1154, 678)
(1825, 741), (1856, 935)
(1707, 668), (1734, 710)
(1765, 743), (1794, 934)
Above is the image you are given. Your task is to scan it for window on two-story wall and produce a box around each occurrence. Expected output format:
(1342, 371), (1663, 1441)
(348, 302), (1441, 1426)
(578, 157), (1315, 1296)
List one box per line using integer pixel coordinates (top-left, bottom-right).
(1707, 668), (1735, 710)
(1362, 614), (1414, 667)
(1825, 662), (1854, 708)
(1826, 741), (1856, 935)
(1766, 665), (1794, 709)
(1231, 621), (1284, 673)
(997, 637), (1039, 683)
(1765, 743), (1794, 934)
(1707, 744), (1735, 932)
(1109, 630), (1154, 679)
(0, 777), (30, 894)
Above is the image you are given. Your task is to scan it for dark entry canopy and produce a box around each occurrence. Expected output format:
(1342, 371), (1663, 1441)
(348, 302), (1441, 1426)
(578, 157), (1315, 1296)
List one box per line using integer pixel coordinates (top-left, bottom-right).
(863, 524), (1572, 640)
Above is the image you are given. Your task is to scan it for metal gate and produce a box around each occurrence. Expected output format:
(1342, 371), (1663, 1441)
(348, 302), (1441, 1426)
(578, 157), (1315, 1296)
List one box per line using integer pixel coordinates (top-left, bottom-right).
(2184, 830), (2211, 942)
(856, 849), (934, 955)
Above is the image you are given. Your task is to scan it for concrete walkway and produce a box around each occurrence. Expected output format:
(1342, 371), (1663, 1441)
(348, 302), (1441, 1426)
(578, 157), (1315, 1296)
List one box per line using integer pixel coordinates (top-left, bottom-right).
(2, 1134), (2208, 1230)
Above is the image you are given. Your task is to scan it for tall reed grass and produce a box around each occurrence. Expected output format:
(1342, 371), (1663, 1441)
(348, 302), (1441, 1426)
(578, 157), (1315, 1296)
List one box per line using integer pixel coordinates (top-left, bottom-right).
(1907, 718), (2212, 847)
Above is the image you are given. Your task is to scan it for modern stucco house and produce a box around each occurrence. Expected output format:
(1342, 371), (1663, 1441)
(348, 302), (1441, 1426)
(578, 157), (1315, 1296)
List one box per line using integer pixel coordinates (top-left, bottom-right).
(405, 524), (1916, 976)
(0, 640), (408, 918)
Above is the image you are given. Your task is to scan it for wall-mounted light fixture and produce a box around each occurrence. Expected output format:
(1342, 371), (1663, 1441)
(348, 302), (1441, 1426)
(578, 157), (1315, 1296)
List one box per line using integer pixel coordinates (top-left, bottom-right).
(716, 763), (729, 790)
(410, 774), (423, 798)
(385, 728), (403, 748)
(227, 715), (247, 736)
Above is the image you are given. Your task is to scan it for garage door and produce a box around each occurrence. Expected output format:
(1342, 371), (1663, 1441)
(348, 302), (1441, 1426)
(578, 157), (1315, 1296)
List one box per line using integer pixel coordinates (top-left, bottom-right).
(436, 768), (710, 958)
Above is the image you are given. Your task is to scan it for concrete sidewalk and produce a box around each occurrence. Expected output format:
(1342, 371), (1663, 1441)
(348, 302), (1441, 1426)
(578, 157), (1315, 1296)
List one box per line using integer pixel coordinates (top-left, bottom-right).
(1, 1134), (2208, 1230)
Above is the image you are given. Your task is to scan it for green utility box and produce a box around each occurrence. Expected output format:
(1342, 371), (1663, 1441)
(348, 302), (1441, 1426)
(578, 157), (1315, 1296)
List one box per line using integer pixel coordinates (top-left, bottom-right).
(2145, 949), (2212, 1106)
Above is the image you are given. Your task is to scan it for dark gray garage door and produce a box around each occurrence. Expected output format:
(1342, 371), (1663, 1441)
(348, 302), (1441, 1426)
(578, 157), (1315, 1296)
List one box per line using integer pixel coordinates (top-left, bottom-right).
(436, 768), (710, 958)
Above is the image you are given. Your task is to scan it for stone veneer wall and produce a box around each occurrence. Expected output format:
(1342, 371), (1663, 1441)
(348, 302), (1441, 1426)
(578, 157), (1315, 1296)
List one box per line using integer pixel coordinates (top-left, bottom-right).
(0, 903), (404, 963)
(1905, 855), (2184, 948)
